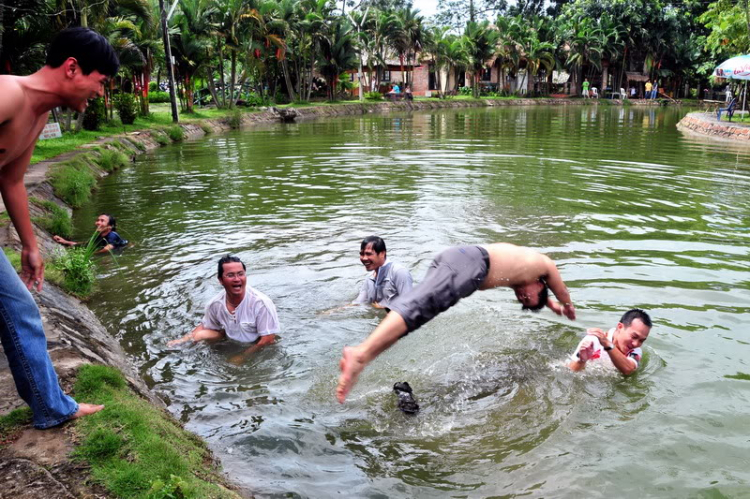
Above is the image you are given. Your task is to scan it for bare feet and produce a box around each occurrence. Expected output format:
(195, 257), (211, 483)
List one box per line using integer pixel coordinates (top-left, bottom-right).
(336, 346), (367, 404)
(70, 403), (105, 420)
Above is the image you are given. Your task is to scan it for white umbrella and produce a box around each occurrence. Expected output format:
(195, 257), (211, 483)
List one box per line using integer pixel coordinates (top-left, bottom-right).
(715, 55), (750, 112)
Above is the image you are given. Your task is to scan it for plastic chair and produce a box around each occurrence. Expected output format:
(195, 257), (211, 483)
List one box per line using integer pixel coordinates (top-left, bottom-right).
(717, 98), (737, 121)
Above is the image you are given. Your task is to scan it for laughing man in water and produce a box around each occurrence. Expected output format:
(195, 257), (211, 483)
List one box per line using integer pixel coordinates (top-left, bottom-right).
(168, 255), (280, 364)
(336, 243), (576, 403)
(568, 309), (652, 375)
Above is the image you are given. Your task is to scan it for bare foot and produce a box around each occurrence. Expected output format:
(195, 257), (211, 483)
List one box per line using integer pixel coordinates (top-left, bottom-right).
(70, 403), (105, 420)
(336, 346), (367, 404)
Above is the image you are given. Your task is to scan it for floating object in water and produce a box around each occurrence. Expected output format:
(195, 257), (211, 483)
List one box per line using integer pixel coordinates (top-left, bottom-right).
(393, 382), (420, 414)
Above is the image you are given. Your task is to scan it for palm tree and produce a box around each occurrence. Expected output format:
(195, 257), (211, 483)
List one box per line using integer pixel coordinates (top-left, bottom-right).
(172, 0), (216, 112)
(463, 20), (499, 98)
(317, 17), (358, 100)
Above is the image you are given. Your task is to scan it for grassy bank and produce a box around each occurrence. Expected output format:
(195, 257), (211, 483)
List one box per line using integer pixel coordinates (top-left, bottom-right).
(73, 364), (239, 498)
(31, 104), (255, 165)
(0, 365), (238, 499)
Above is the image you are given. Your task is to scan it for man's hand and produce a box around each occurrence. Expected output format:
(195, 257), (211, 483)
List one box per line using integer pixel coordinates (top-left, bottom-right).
(563, 303), (576, 320)
(21, 246), (44, 291)
(577, 338), (595, 362)
(586, 328), (612, 349)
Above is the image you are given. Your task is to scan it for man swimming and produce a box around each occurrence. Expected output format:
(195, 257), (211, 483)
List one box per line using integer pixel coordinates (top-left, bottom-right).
(337, 243), (576, 403)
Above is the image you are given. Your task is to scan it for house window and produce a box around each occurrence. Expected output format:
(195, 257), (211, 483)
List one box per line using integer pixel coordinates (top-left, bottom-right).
(482, 68), (491, 81)
(382, 70), (391, 82)
(429, 65), (437, 91)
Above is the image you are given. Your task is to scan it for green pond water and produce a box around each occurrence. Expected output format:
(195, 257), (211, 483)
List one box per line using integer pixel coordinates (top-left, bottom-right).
(75, 106), (750, 498)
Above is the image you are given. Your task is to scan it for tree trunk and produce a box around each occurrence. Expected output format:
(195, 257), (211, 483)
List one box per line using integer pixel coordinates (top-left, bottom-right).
(206, 67), (220, 107)
(218, 40), (226, 107)
(281, 60), (297, 102)
(229, 50), (237, 108)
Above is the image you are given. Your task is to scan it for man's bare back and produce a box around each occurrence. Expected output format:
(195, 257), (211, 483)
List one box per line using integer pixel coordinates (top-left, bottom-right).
(480, 243), (556, 289)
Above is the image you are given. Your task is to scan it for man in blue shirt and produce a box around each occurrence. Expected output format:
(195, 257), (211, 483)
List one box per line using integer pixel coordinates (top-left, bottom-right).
(53, 213), (128, 253)
(354, 236), (413, 311)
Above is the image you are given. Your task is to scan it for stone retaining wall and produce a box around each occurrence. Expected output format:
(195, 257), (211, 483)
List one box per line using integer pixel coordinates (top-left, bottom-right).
(676, 112), (750, 142)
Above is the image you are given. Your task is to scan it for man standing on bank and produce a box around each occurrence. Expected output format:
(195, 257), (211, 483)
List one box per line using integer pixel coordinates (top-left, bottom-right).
(337, 243), (576, 403)
(354, 236), (413, 310)
(167, 255), (280, 365)
(0, 27), (119, 427)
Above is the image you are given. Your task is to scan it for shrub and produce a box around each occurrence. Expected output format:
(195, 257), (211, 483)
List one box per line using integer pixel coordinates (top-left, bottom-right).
(167, 125), (184, 142)
(48, 158), (97, 207)
(149, 81), (158, 92)
(82, 97), (106, 131)
(365, 91), (383, 101)
(115, 93), (138, 125)
(273, 90), (290, 105)
(459, 86), (473, 96)
(53, 233), (99, 297)
(97, 148), (129, 172)
(241, 92), (269, 107)
(148, 90), (171, 103)
(227, 109), (242, 129)
(31, 198), (72, 238)
(153, 132), (169, 146)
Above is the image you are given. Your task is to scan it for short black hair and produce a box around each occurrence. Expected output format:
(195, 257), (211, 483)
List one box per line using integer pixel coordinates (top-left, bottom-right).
(620, 309), (652, 328)
(217, 254), (246, 279)
(361, 236), (386, 254)
(100, 213), (116, 231)
(522, 281), (548, 312)
(46, 27), (120, 76)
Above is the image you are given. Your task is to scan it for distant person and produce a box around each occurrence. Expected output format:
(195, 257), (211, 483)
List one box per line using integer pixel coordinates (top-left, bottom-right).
(629, 86), (636, 98)
(568, 309), (652, 376)
(337, 243), (576, 403)
(391, 83), (401, 94)
(726, 85), (733, 103)
(0, 27), (119, 427)
(53, 213), (128, 253)
(354, 236), (413, 310)
(404, 85), (413, 101)
(645, 80), (653, 99)
(582, 78), (590, 98)
(167, 255), (280, 364)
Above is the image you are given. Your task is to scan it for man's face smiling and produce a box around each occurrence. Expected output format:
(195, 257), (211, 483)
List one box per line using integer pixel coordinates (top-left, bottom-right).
(219, 261), (247, 301)
(67, 61), (108, 112)
(94, 214), (111, 234)
(614, 319), (650, 353)
(359, 243), (386, 272)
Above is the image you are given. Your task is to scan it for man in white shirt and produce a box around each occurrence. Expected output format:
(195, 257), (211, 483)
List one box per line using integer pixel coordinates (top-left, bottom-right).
(168, 255), (280, 363)
(568, 309), (652, 375)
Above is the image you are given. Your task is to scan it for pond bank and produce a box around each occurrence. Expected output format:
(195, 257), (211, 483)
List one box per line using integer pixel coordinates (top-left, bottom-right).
(676, 111), (750, 143)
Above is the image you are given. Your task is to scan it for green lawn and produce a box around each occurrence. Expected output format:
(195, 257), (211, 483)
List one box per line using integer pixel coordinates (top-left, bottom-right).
(31, 104), (256, 165)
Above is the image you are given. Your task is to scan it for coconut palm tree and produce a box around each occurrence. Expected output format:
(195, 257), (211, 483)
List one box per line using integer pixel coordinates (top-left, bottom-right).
(317, 17), (358, 100)
(463, 20), (499, 98)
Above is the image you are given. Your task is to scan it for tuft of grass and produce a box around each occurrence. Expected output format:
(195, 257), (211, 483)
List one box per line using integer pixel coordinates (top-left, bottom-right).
(72, 364), (239, 499)
(31, 198), (73, 238)
(53, 232), (99, 297)
(167, 125), (184, 142)
(48, 158), (97, 207)
(4, 245), (65, 288)
(199, 122), (213, 134)
(227, 109), (242, 129)
(0, 407), (33, 440)
(126, 137), (147, 151)
(153, 132), (170, 146)
(97, 148), (130, 172)
(0, 211), (10, 227)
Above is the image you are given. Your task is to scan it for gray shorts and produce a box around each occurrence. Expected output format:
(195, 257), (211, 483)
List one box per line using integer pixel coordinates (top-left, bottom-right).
(389, 246), (490, 334)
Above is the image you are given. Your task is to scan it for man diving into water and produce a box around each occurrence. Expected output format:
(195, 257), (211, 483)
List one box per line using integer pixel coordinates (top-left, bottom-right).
(336, 243), (576, 403)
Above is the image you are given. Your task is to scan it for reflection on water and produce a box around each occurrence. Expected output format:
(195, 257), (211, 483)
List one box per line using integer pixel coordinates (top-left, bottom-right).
(76, 106), (750, 497)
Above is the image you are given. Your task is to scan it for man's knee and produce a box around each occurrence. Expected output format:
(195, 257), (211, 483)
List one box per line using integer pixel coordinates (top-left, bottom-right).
(193, 328), (224, 341)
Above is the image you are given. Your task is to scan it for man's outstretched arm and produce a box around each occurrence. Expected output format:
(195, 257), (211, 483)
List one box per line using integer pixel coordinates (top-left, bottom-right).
(543, 257), (575, 320)
(337, 311), (408, 403)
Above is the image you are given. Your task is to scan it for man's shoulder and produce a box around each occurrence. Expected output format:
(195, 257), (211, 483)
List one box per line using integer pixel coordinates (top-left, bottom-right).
(0, 77), (25, 115)
(245, 287), (277, 309)
(205, 290), (226, 309)
(389, 263), (412, 278)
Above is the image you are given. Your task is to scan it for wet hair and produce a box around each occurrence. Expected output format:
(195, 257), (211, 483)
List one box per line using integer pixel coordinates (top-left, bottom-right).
(522, 281), (549, 312)
(46, 27), (120, 76)
(620, 308), (652, 328)
(100, 213), (116, 231)
(217, 254), (246, 279)
(360, 235), (386, 254)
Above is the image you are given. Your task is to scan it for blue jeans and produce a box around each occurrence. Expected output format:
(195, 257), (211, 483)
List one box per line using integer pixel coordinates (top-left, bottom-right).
(0, 251), (77, 428)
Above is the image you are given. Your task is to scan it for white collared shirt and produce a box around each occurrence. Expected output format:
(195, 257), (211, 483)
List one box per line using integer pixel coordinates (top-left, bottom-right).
(201, 287), (280, 343)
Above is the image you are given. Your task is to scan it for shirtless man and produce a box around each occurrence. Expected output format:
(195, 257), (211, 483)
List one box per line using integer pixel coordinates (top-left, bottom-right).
(0, 27), (118, 427)
(336, 243), (576, 403)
